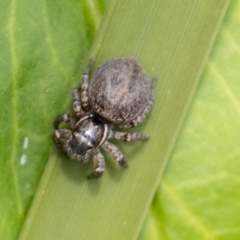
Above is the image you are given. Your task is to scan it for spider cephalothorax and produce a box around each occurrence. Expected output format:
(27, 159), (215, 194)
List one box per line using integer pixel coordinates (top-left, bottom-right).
(53, 58), (156, 179)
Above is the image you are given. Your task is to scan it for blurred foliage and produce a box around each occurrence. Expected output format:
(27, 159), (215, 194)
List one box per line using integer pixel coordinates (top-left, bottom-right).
(0, 0), (108, 239)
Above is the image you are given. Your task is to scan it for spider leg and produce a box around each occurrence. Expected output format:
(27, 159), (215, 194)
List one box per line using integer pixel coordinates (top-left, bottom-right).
(53, 129), (72, 157)
(53, 113), (76, 130)
(71, 59), (94, 115)
(80, 59), (94, 111)
(87, 150), (105, 179)
(101, 141), (128, 167)
(71, 89), (86, 117)
(108, 130), (149, 142)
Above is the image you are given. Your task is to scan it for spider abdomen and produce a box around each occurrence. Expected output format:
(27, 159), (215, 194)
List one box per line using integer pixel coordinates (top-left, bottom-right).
(89, 58), (152, 126)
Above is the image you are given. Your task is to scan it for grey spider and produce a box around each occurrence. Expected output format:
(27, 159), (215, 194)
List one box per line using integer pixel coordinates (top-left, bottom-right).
(53, 58), (156, 179)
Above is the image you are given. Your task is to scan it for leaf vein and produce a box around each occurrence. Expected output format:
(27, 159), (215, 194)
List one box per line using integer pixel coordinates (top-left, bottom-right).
(41, 0), (69, 79)
(8, 0), (24, 217)
(208, 63), (240, 116)
(162, 182), (216, 240)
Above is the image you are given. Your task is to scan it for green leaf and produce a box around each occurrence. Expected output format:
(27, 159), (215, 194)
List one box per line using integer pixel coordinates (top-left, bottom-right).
(139, 1), (240, 240)
(0, 0), (107, 239)
(16, 0), (229, 240)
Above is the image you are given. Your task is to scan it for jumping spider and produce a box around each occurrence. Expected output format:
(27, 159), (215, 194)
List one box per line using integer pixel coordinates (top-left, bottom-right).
(53, 58), (156, 179)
